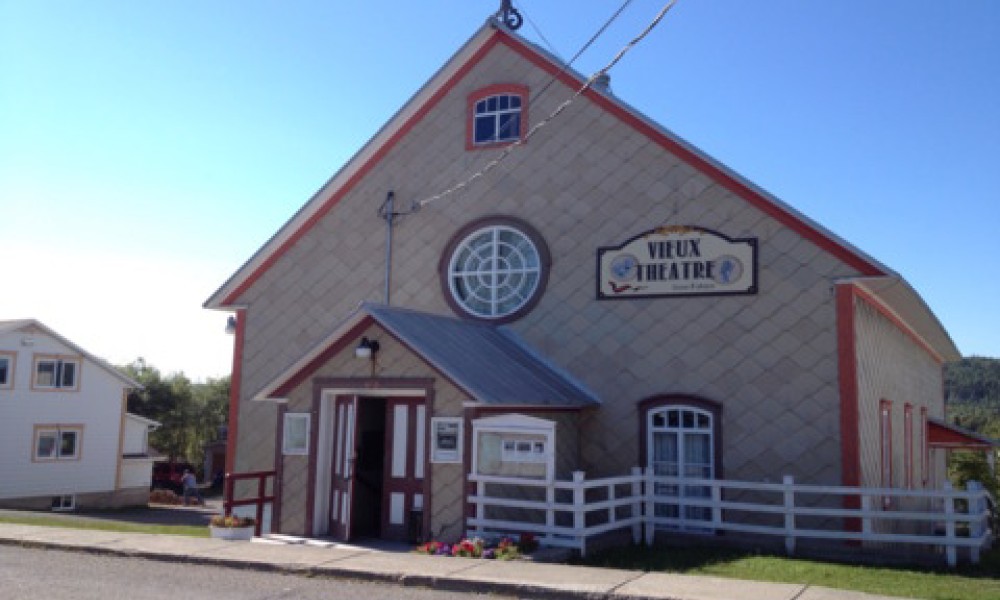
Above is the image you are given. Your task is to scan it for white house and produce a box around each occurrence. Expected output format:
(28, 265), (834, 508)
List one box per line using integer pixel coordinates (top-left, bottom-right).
(0, 319), (157, 510)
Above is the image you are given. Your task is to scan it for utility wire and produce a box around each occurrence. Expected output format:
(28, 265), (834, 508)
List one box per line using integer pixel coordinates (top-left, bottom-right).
(417, 0), (678, 209)
(516, 0), (563, 60)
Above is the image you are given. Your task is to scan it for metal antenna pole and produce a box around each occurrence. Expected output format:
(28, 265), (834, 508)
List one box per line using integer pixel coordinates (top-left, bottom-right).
(383, 191), (394, 305)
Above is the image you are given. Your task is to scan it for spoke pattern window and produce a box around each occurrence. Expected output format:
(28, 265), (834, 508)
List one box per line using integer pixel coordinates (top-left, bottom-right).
(34, 425), (82, 461)
(0, 352), (13, 389)
(648, 406), (714, 531)
(33, 356), (80, 390)
(444, 220), (547, 321)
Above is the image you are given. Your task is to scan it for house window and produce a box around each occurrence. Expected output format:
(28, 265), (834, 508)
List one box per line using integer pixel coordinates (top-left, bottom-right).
(34, 425), (82, 461)
(282, 413), (310, 455)
(33, 356), (81, 390)
(51, 495), (75, 511)
(904, 404), (913, 489)
(467, 85), (528, 148)
(442, 217), (549, 323)
(0, 352), (13, 389)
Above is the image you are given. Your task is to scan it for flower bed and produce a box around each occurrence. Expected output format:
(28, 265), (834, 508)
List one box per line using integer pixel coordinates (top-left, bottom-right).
(414, 533), (537, 560)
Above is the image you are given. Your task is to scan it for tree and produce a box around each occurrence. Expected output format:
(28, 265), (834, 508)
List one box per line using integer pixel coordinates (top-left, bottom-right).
(123, 358), (229, 473)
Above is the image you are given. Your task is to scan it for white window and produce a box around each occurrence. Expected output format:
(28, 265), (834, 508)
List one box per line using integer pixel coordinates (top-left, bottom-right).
(446, 224), (543, 320)
(51, 495), (75, 511)
(0, 352), (13, 389)
(647, 405), (715, 530)
(282, 413), (310, 455)
(473, 93), (522, 145)
(33, 356), (80, 390)
(34, 426), (82, 461)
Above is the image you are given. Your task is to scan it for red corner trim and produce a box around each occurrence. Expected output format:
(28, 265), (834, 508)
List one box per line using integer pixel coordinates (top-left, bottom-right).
(224, 309), (246, 477)
(222, 27), (884, 307)
(850, 284), (943, 364)
(836, 286), (860, 491)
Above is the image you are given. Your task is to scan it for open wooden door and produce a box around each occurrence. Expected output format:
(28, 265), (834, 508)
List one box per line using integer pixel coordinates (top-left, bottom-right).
(329, 395), (359, 541)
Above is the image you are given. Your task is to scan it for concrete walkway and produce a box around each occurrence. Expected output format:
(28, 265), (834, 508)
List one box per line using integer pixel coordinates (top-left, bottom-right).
(0, 523), (912, 600)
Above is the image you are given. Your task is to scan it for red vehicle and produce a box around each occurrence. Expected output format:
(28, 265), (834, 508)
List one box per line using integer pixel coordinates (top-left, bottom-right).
(151, 461), (196, 494)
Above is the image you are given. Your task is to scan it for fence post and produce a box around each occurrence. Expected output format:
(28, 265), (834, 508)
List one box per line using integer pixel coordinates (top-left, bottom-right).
(861, 495), (872, 540)
(967, 480), (985, 564)
(783, 475), (796, 556)
(573, 471), (586, 557)
(475, 478), (486, 538)
(711, 481), (722, 531)
(546, 481), (555, 544)
(644, 467), (655, 546)
(944, 482), (957, 568)
(255, 474), (266, 536)
(631, 466), (643, 544)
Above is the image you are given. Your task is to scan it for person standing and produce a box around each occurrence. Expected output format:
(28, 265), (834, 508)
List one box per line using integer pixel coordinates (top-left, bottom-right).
(181, 469), (203, 506)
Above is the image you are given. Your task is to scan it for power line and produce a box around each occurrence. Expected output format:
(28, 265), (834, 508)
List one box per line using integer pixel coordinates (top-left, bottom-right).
(417, 0), (678, 209)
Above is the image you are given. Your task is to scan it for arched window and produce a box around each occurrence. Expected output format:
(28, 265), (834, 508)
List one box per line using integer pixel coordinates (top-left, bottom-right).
(640, 397), (721, 532)
(467, 85), (528, 149)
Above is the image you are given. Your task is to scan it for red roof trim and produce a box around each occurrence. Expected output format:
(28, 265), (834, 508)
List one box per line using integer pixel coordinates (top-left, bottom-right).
(928, 420), (996, 449)
(851, 284), (944, 364)
(271, 316), (375, 397)
(222, 27), (885, 306)
(496, 33), (885, 278)
(221, 33), (504, 306)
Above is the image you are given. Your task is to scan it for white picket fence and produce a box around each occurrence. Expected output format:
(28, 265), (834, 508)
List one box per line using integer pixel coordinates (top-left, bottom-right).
(466, 468), (994, 566)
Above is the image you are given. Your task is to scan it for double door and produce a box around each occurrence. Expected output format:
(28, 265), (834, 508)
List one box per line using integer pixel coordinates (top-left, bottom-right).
(329, 395), (425, 541)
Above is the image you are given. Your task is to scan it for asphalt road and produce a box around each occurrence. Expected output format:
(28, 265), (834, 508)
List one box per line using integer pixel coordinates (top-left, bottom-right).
(1, 545), (516, 600)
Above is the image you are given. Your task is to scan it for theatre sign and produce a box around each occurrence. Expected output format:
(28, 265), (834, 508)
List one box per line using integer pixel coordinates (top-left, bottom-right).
(597, 225), (757, 299)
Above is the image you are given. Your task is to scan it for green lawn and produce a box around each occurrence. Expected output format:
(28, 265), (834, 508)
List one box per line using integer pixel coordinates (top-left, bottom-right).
(574, 544), (1000, 600)
(0, 514), (209, 538)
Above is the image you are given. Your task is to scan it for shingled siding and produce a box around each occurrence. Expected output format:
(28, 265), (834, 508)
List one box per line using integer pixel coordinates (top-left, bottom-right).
(854, 294), (945, 493)
(276, 323), (468, 538)
(230, 37), (864, 516)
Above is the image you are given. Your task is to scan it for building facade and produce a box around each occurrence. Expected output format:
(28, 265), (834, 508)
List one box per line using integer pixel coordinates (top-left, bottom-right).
(0, 320), (156, 510)
(206, 21), (960, 542)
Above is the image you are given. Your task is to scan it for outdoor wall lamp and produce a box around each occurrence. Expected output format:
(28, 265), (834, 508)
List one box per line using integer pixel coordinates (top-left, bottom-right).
(354, 336), (380, 360)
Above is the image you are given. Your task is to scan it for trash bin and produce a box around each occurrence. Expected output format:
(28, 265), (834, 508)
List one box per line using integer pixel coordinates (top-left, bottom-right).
(409, 508), (424, 543)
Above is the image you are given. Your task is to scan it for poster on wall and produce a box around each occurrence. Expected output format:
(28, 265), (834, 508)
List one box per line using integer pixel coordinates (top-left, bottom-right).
(430, 417), (463, 463)
(597, 225), (757, 299)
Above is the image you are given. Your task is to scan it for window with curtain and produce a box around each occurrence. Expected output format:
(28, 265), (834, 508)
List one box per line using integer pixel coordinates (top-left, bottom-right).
(647, 405), (714, 530)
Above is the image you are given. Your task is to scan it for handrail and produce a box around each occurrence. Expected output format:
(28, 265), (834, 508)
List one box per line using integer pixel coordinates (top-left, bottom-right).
(223, 471), (276, 537)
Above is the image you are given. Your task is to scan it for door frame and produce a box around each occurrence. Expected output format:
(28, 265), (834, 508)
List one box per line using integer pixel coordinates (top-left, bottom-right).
(307, 377), (434, 538)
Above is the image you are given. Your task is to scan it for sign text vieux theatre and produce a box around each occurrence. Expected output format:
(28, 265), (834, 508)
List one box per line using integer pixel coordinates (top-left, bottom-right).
(597, 225), (758, 299)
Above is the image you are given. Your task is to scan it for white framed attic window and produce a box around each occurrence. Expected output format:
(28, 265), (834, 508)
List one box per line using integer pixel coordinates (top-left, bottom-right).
(32, 355), (81, 391)
(467, 85), (528, 148)
(282, 413), (310, 455)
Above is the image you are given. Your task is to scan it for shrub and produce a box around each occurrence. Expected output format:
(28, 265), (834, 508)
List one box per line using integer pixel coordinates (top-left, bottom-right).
(209, 515), (256, 528)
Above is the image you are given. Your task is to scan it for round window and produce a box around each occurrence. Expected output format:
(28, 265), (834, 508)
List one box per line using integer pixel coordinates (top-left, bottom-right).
(442, 218), (549, 322)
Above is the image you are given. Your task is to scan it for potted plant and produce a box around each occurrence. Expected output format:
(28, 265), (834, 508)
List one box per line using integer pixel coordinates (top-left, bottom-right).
(209, 514), (256, 540)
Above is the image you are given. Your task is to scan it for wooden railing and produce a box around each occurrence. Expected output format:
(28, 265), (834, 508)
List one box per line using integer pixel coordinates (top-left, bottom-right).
(466, 468), (994, 566)
(223, 470), (275, 537)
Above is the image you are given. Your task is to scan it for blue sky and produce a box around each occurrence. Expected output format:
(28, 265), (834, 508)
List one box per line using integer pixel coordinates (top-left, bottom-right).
(1, 1), (997, 380)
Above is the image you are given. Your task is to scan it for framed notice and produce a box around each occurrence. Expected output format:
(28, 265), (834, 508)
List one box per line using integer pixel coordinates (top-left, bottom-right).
(430, 417), (463, 463)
